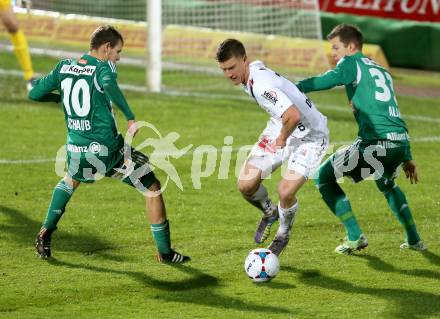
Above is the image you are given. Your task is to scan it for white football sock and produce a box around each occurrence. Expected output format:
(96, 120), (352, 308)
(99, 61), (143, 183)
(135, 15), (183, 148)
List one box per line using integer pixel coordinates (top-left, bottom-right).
(276, 200), (299, 237)
(250, 184), (275, 215)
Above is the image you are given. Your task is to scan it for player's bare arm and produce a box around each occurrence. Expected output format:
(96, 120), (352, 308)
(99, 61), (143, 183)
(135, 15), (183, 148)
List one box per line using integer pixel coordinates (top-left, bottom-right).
(274, 106), (300, 149)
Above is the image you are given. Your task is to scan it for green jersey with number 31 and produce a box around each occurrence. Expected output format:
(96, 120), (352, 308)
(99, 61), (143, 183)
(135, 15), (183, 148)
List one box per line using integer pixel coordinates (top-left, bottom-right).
(297, 52), (408, 143)
(29, 54), (135, 154)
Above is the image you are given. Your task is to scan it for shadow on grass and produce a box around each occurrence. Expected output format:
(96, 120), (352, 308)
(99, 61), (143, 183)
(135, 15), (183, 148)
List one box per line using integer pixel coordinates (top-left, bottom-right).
(284, 266), (440, 319)
(421, 250), (440, 267)
(0, 205), (124, 261)
(47, 258), (292, 315)
(354, 254), (440, 280)
(263, 279), (296, 290)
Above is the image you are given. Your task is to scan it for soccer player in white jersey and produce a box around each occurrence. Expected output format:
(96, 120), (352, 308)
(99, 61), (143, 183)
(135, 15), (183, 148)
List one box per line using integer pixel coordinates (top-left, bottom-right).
(216, 39), (329, 256)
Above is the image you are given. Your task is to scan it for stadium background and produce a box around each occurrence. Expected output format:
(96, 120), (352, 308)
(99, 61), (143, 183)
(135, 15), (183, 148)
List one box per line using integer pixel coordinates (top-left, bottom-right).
(5, 0), (439, 70)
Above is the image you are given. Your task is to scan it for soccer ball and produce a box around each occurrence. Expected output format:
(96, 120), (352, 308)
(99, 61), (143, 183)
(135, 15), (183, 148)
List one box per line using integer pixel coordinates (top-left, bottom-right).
(244, 248), (280, 282)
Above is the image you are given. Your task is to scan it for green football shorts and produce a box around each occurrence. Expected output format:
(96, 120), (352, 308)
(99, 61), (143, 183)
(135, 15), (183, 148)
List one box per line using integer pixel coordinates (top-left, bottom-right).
(66, 143), (157, 190)
(328, 138), (412, 183)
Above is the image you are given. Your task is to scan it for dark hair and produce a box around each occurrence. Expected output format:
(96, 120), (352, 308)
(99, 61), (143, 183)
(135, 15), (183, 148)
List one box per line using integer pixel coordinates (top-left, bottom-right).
(327, 24), (363, 50)
(90, 25), (124, 50)
(216, 38), (246, 62)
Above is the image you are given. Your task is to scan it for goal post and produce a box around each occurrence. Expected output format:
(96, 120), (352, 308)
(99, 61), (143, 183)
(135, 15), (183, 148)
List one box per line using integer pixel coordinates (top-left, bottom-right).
(147, 0), (162, 93)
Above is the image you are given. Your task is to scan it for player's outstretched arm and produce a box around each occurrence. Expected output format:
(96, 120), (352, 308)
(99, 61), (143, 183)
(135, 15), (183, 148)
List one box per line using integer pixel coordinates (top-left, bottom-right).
(100, 69), (135, 122)
(274, 106), (300, 149)
(28, 71), (61, 103)
(99, 66), (137, 136)
(296, 58), (357, 93)
(402, 160), (419, 184)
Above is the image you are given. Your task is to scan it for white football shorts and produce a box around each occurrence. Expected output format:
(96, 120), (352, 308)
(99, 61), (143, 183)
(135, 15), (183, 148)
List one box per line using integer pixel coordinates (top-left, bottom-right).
(246, 132), (329, 179)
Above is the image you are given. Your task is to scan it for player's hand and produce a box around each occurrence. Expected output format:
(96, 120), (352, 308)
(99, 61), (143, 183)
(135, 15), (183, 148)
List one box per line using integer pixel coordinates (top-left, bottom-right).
(127, 120), (138, 137)
(402, 160), (419, 184)
(258, 136), (276, 153)
(274, 136), (287, 149)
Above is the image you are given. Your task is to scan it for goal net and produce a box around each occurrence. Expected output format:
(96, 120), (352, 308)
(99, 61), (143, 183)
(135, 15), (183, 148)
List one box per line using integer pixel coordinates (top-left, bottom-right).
(158, 0), (328, 92)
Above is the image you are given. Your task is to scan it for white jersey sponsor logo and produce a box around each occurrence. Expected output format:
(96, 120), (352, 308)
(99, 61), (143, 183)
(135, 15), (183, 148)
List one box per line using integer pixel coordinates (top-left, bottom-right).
(386, 132), (409, 141)
(67, 142), (102, 153)
(67, 144), (88, 153)
(262, 90), (278, 105)
(61, 65), (96, 76)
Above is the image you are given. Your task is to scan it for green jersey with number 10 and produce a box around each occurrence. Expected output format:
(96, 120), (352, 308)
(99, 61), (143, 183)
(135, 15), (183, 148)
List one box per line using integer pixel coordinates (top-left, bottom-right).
(29, 54), (135, 153)
(297, 52), (408, 143)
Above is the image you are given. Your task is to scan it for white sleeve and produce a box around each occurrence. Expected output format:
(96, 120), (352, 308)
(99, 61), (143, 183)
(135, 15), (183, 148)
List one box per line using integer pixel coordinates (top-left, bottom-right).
(253, 86), (293, 119)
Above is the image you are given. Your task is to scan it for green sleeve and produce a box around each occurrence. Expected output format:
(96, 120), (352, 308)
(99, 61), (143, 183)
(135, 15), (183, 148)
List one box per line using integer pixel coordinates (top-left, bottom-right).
(98, 63), (135, 121)
(28, 62), (62, 103)
(296, 57), (357, 93)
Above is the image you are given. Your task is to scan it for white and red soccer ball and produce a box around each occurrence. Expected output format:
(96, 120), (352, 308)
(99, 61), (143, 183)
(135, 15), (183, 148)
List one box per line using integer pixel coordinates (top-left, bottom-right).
(244, 248), (280, 282)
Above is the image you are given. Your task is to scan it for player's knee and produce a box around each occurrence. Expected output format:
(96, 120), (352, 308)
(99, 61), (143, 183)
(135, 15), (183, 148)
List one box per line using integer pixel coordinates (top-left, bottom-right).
(7, 24), (18, 33)
(237, 179), (259, 196)
(315, 160), (336, 188)
(375, 178), (395, 194)
(147, 178), (161, 192)
(2, 17), (19, 33)
(63, 176), (81, 190)
(277, 182), (296, 204)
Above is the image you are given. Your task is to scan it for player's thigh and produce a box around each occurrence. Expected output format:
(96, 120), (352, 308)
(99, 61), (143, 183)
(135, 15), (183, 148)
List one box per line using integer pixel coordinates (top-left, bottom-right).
(238, 160), (263, 194)
(287, 137), (329, 180)
(329, 139), (367, 183)
(65, 152), (100, 184)
(374, 144), (412, 185)
(0, 0), (11, 11)
(337, 142), (407, 183)
(0, 5), (19, 32)
(243, 141), (284, 180)
(106, 145), (157, 191)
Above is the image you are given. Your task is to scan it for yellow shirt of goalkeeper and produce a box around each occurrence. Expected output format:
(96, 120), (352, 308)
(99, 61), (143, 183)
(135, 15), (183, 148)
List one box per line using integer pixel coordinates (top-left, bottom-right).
(0, 0), (11, 11)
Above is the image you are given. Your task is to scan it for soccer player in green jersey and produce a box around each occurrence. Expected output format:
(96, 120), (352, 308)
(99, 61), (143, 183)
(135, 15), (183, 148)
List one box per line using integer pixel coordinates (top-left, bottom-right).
(28, 25), (189, 263)
(296, 24), (426, 254)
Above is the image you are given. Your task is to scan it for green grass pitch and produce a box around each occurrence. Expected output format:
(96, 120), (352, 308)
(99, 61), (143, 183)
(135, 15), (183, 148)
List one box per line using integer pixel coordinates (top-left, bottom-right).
(0, 52), (440, 319)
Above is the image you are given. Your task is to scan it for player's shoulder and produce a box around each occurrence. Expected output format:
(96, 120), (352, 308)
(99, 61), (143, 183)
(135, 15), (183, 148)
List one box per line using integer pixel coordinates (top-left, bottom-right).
(50, 58), (73, 75)
(249, 61), (273, 77)
(339, 52), (377, 67)
(357, 55), (386, 70)
(56, 58), (73, 68)
(249, 61), (278, 90)
(336, 55), (357, 68)
(60, 58), (73, 64)
(98, 60), (117, 74)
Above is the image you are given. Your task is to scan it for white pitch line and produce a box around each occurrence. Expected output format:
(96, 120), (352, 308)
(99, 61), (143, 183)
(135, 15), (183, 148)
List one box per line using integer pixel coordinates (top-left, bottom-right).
(2, 68), (440, 164)
(1, 136), (439, 165)
(316, 104), (440, 124)
(0, 44), (224, 74)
